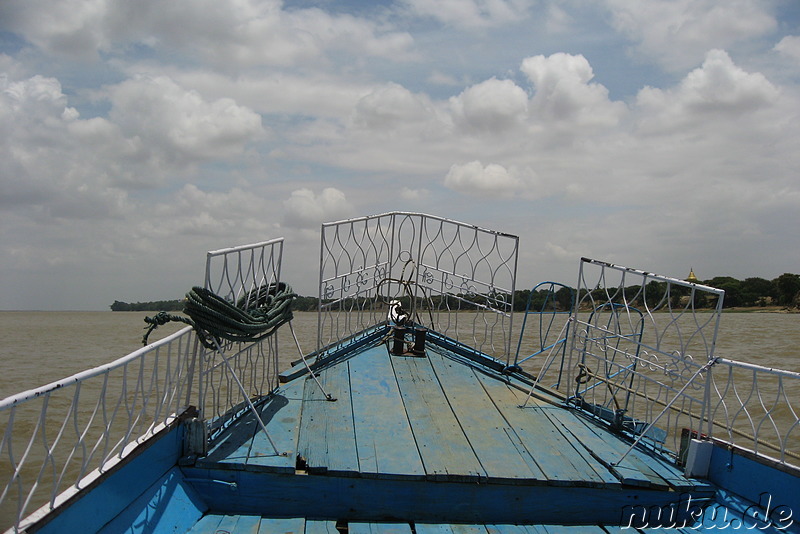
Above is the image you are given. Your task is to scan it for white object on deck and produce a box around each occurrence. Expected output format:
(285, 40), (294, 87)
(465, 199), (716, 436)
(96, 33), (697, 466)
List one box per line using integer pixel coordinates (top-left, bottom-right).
(684, 439), (713, 478)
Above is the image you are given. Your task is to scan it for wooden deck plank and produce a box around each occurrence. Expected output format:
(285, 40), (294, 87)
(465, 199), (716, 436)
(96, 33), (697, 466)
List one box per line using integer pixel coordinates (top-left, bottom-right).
(298, 363), (360, 474)
(516, 404), (623, 488)
(189, 514), (262, 534)
(214, 514), (240, 533)
(450, 526), (490, 534)
(349, 522), (414, 534)
(201, 389), (299, 471)
(247, 379), (304, 470)
(426, 351), (548, 483)
(234, 515), (262, 534)
(391, 354), (485, 480)
(187, 514), (224, 534)
(535, 526), (607, 533)
(619, 442), (693, 490)
(304, 519), (340, 534)
(486, 525), (531, 534)
(348, 346), (425, 478)
(202, 413), (261, 467)
(257, 517), (305, 533)
(543, 408), (690, 490)
(415, 525), (455, 534)
(414, 523), (460, 534)
(414, 525), (452, 534)
(540, 408), (658, 488)
(415, 525), (488, 534)
(473, 371), (613, 487)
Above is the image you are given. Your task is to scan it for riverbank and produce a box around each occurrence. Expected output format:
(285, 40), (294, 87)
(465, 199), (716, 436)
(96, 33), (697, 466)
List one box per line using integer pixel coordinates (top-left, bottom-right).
(723, 305), (799, 313)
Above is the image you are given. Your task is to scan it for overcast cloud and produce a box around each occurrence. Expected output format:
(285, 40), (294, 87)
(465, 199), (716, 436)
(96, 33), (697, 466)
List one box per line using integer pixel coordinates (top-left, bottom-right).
(1, 0), (799, 310)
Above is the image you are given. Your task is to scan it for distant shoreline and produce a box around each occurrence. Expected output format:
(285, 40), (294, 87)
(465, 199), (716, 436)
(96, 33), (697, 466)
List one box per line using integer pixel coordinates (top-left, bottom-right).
(107, 306), (800, 314)
(722, 306), (799, 313)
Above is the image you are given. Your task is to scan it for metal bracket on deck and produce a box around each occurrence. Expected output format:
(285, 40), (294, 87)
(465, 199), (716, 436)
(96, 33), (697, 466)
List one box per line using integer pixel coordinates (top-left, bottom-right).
(390, 326), (428, 357)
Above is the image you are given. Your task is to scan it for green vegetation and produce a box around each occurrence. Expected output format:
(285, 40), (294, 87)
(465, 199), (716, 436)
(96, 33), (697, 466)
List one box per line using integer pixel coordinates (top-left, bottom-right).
(516, 273), (800, 312)
(700, 273), (800, 308)
(292, 296), (320, 311)
(110, 299), (184, 312)
(111, 273), (800, 312)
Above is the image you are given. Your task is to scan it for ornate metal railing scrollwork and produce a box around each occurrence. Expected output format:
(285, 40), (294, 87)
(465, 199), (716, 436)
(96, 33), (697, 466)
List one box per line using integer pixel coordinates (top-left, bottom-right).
(530, 258), (799, 467)
(317, 212), (519, 362)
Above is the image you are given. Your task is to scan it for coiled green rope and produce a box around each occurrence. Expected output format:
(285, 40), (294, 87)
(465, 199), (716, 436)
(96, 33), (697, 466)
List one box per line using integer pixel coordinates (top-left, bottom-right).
(142, 282), (297, 349)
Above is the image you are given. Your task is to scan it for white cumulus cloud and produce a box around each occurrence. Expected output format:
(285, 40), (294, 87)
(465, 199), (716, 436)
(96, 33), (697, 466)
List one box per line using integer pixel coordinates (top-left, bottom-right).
(355, 83), (435, 129)
(449, 77), (529, 133)
(0, 0), (415, 67)
(605, 0), (777, 72)
(635, 49), (780, 133)
(522, 53), (625, 128)
(774, 36), (800, 63)
(282, 187), (354, 229)
(444, 161), (523, 197)
(107, 75), (264, 162)
(400, 0), (531, 28)
(0, 74), (128, 215)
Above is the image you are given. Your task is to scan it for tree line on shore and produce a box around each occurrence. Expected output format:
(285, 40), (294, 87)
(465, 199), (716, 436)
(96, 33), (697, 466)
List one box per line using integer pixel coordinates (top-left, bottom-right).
(692, 273), (800, 309)
(110, 299), (184, 312)
(111, 273), (800, 312)
(516, 272), (800, 312)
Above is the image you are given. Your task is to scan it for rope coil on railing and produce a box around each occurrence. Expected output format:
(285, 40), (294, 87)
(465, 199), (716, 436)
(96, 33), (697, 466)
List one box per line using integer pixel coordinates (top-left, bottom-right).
(142, 282), (296, 349)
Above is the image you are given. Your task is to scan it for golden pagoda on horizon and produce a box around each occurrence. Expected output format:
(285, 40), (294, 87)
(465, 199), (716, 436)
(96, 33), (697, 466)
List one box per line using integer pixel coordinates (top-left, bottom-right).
(686, 268), (698, 283)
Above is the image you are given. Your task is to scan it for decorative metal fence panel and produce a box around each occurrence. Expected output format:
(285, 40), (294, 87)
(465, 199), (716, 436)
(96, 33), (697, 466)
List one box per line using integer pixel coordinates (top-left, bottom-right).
(318, 213), (519, 362)
(531, 258), (799, 467)
(0, 237), (288, 532)
(511, 281), (574, 376)
(200, 239), (285, 435)
(709, 358), (800, 465)
(0, 327), (198, 533)
(542, 258), (726, 455)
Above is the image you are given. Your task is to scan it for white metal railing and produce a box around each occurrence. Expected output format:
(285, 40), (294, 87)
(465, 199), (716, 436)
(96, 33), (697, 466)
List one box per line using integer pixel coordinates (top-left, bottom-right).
(200, 239), (284, 433)
(709, 357), (800, 464)
(318, 212), (519, 362)
(511, 281), (573, 374)
(529, 258), (799, 467)
(0, 327), (198, 532)
(0, 238), (287, 532)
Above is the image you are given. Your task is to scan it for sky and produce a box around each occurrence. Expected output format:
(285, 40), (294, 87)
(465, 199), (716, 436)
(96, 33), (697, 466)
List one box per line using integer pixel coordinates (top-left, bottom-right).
(1, 0), (799, 310)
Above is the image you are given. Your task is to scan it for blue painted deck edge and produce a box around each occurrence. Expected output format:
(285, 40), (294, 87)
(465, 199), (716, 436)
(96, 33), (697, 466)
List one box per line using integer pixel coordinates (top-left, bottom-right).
(32, 411), (205, 534)
(180, 467), (715, 526)
(279, 324), (390, 382)
(97, 467), (205, 534)
(706, 440), (800, 527)
(425, 330), (509, 372)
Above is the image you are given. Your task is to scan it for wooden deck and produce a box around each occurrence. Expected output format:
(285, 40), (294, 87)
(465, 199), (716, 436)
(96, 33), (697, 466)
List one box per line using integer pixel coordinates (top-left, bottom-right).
(186, 513), (647, 533)
(186, 336), (714, 527)
(187, 506), (795, 534)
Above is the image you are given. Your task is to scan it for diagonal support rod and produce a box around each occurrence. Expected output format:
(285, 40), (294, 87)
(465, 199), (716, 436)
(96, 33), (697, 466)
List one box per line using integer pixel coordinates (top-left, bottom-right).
(211, 338), (283, 457)
(288, 321), (336, 402)
(611, 357), (718, 466)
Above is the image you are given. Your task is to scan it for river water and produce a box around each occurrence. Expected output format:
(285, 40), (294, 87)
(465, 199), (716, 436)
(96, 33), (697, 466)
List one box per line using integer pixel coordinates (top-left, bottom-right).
(0, 310), (799, 398)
